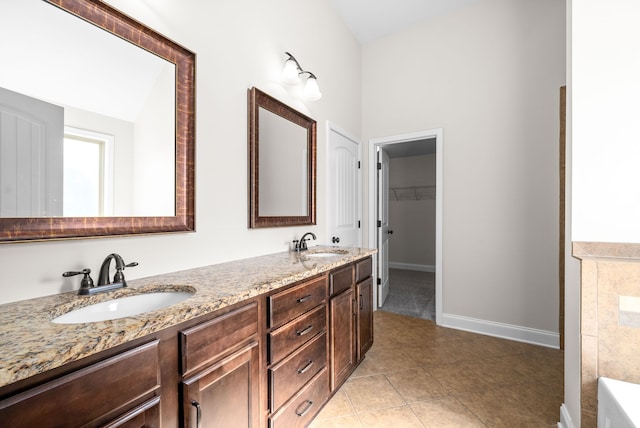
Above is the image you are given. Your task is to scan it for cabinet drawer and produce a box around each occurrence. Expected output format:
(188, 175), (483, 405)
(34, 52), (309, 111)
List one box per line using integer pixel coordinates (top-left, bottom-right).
(0, 340), (160, 428)
(355, 257), (372, 283)
(269, 368), (329, 428)
(269, 332), (326, 412)
(329, 264), (353, 296)
(269, 276), (326, 328)
(180, 302), (258, 377)
(269, 305), (326, 364)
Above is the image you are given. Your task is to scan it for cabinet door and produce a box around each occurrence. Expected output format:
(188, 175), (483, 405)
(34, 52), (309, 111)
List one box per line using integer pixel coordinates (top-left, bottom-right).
(329, 287), (355, 391)
(183, 342), (260, 428)
(357, 277), (374, 360)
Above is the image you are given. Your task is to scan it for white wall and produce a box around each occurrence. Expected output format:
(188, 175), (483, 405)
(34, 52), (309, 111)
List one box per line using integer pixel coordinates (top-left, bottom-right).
(0, 0), (361, 304)
(389, 154), (436, 267)
(571, 0), (640, 243)
(362, 0), (566, 334)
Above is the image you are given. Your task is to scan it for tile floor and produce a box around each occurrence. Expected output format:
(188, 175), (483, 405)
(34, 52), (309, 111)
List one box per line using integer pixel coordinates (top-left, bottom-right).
(310, 311), (564, 428)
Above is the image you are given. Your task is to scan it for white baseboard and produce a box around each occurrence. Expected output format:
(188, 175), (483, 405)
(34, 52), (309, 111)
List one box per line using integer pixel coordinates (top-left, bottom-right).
(389, 262), (435, 272)
(441, 313), (560, 349)
(558, 404), (575, 428)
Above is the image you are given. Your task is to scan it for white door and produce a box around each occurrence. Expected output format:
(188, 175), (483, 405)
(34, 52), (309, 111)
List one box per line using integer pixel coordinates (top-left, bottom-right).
(377, 148), (391, 306)
(0, 87), (64, 216)
(327, 124), (361, 247)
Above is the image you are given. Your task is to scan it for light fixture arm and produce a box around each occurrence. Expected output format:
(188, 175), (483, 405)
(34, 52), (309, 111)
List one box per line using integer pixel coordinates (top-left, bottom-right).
(285, 52), (317, 80)
(300, 70), (317, 79)
(284, 52), (303, 73)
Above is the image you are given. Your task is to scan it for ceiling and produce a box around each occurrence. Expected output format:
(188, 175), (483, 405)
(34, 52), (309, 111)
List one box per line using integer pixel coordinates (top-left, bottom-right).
(329, 0), (480, 44)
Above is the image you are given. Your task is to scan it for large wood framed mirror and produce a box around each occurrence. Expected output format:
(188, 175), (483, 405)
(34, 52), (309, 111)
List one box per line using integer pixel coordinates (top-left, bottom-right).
(0, 0), (195, 242)
(248, 87), (316, 228)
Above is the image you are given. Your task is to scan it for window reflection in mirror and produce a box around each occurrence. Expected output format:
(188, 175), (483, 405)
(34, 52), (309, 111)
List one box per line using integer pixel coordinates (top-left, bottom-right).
(63, 128), (113, 217)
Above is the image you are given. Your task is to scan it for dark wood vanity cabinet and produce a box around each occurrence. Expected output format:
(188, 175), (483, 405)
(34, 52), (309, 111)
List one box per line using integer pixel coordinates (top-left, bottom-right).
(0, 302), (261, 428)
(266, 275), (329, 428)
(329, 257), (373, 391)
(0, 340), (162, 428)
(0, 255), (373, 428)
(180, 302), (260, 428)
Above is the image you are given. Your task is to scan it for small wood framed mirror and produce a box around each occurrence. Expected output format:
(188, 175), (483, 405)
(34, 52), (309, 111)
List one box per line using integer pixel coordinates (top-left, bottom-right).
(248, 87), (316, 228)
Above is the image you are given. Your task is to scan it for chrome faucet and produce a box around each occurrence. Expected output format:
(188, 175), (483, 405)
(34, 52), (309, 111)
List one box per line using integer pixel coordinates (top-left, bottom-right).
(98, 253), (138, 289)
(293, 232), (316, 252)
(63, 253), (138, 295)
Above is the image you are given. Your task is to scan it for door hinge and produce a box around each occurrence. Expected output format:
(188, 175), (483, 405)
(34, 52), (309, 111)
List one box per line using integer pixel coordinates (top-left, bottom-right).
(377, 220), (381, 227)
(377, 277), (381, 285)
(357, 161), (361, 169)
(377, 162), (382, 170)
(357, 220), (361, 228)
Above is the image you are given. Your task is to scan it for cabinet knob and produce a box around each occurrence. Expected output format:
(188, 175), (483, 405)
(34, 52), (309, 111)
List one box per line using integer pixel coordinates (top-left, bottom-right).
(332, 236), (340, 244)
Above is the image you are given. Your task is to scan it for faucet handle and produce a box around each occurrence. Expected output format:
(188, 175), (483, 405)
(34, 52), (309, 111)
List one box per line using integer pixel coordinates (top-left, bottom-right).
(63, 269), (95, 293)
(114, 261), (138, 285)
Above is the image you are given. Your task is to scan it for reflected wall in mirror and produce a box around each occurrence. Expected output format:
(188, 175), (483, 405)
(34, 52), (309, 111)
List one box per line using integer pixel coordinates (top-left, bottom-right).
(248, 87), (316, 228)
(0, 0), (195, 242)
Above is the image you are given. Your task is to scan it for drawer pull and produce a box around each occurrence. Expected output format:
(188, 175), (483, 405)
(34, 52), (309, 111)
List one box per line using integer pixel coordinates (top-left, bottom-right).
(295, 399), (314, 417)
(297, 294), (312, 303)
(296, 325), (314, 336)
(297, 360), (314, 374)
(191, 400), (202, 428)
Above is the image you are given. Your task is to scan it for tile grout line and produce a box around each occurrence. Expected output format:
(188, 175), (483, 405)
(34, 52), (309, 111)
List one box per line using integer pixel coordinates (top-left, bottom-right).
(381, 372), (428, 428)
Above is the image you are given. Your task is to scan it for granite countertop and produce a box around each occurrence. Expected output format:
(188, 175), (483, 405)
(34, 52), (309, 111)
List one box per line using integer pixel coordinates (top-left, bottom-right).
(0, 246), (375, 389)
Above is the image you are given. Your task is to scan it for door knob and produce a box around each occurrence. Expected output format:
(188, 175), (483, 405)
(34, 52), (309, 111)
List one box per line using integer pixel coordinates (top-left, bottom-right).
(332, 236), (340, 244)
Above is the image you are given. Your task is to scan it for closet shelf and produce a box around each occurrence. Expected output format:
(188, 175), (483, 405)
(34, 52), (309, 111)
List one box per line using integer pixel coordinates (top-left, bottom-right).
(390, 185), (436, 201)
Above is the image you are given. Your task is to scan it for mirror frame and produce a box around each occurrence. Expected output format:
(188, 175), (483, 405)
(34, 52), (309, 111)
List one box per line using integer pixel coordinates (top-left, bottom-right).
(248, 87), (316, 228)
(0, 0), (195, 243)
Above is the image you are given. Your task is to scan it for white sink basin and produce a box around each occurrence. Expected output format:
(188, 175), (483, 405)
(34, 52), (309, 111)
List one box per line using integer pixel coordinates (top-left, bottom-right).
(52, 291), (194, 324)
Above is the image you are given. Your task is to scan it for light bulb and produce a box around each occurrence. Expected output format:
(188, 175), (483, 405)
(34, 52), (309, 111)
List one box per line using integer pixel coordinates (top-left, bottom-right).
(303, 76), (322, 101)
(281, 59), (300, 85)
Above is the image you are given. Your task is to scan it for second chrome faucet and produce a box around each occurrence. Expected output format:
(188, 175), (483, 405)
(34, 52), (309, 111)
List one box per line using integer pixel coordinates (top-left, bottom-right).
(293, 232), (316, 252)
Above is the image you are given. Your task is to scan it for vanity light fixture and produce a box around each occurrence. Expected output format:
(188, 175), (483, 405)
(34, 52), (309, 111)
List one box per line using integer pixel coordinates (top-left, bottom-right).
(281, 52), (322, 101)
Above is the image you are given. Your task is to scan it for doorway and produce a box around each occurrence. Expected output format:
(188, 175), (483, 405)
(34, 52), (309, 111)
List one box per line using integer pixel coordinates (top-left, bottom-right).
(368, 129), (443, 325)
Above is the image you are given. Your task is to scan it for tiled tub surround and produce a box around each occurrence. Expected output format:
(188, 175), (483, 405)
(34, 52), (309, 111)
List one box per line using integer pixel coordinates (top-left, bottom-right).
(573, 242), (640, 427)
(0, 246), (375, 389)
